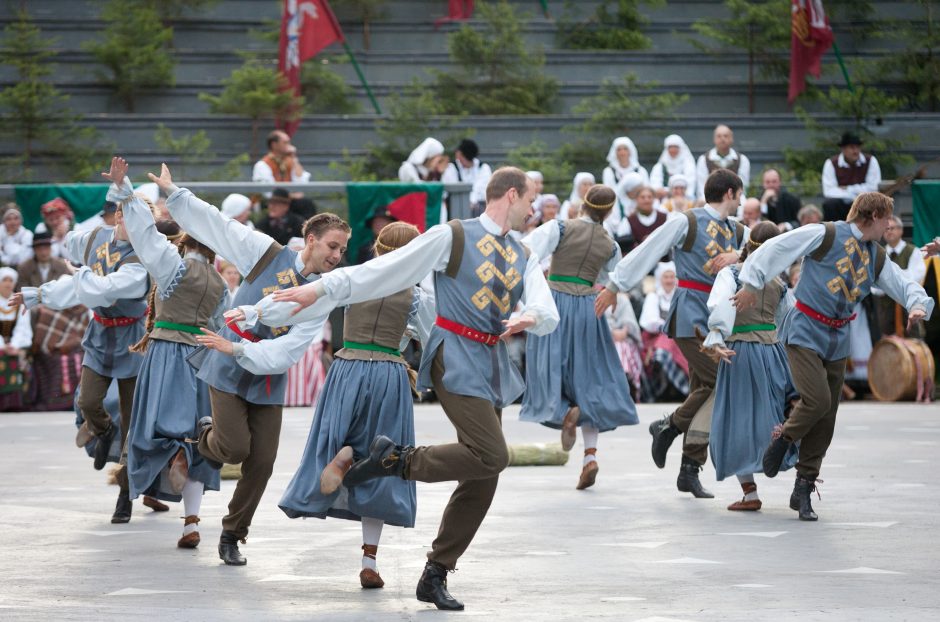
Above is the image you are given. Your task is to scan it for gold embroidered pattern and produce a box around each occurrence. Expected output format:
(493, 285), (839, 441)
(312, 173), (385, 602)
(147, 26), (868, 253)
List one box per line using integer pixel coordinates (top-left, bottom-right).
(261, 269), (301, 336)
(91, 242), (122, 276)
(701, 220), (735, 271)
(476, 234), (518, 264)
(471, 236), (520, 312)
(826, 238), (870, 303)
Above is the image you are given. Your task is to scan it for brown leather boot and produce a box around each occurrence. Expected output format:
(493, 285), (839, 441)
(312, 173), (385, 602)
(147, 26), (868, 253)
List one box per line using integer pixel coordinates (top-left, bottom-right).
(75, 422), (94, 448)
(177, 516), (201, 549)
(727, 481), (762, 511)
(561, 407), (580, 452)
(167, 448), (189, 495)
(576, 450), (599, 490)
(320, 446), (354, 495)
(359, 544), (384, 588)
(142, 496), (170, 512)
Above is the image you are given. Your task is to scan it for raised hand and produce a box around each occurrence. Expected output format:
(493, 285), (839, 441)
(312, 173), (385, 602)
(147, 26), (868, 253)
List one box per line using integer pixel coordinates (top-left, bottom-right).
(921, 238), (940, 258)
(101, 156), (129, 186)
(147, 163), (174, 195)
(271, 285), (319, 316)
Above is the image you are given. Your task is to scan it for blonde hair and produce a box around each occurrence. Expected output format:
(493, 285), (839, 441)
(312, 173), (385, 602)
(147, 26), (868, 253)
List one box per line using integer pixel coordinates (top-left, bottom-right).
(846, 192), (893, 224)
(373, 221), (420, 256)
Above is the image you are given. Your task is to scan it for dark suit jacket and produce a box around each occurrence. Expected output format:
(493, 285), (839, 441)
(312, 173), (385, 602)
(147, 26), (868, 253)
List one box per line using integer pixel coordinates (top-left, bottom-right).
(15, 257), (71, 290)
(764, 187), (802, 230)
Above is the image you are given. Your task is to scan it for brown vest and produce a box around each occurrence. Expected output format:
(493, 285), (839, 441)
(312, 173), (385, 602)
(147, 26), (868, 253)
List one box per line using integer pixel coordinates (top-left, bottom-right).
(337, 287), (414, 363)
(150, 257), (227, 347)
(830, 154), (871, 186)
(728, 271), (785, 345)
(627, 210), (668, 245)
(262, 153), (294, 182)
(888, 242), (914, 270)
(705, 153), (740, 174)
(548, 219), (616, 296)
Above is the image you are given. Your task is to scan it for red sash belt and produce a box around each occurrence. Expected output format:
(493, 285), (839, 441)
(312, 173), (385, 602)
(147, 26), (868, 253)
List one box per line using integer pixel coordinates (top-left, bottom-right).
(678, 279), (712, 294)
(435, 316), (500, 346)
(93, 308), (148, 327)
(795, 300), (857, 329)
(224, 317), (271, 396)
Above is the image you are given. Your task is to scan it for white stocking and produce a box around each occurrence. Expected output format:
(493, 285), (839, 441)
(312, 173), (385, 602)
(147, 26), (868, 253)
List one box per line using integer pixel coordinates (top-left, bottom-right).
(581, 425), (599, 465)
(361, 516), (384, 570)
(182, 478), (204, 533)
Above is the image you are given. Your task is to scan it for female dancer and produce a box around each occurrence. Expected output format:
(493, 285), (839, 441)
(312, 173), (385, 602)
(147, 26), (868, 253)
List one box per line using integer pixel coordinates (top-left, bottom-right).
(520, 184), (639, 489)
(105, 157), (228, 547)
(701, 221), (798, 511)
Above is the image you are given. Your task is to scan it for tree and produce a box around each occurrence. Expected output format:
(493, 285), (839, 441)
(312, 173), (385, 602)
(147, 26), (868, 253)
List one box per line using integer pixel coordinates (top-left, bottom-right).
(0, 11), (108, 182)
(431, 0), (558, 115)
(302, 58), (361, 114)
(876, 0), (940, 112)
(153, 124), (249, 181)
(199, 59), (303, 162)
(83, 0), (175, 112)
(504, 140), (575, 196)
(558, 0), (664, 51)
(332, 0), (388, 50)
(691, 0), (791, 113)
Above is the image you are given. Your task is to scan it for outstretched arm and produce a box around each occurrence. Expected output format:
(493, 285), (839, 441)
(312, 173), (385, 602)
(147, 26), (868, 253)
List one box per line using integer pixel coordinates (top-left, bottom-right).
(197, 315), (326, 375)
(703, 267), (738, 349)
(875, 259), (935, 331)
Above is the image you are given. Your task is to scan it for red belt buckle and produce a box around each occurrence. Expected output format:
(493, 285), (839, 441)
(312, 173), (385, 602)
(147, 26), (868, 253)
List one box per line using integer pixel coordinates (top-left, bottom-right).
(795, 300), (856, 328)
(435, 316), (500, 346)
(677, 279), (712, 294)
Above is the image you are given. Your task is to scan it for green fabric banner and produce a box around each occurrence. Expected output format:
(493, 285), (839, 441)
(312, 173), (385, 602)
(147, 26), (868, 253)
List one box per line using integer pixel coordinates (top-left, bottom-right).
(912, 180), (940, 247)
(346, 182), (443, 264)
(13, 184), (111, 230)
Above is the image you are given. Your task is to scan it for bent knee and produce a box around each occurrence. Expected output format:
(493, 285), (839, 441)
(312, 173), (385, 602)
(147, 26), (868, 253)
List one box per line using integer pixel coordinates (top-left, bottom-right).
(480, 444), (510, 475)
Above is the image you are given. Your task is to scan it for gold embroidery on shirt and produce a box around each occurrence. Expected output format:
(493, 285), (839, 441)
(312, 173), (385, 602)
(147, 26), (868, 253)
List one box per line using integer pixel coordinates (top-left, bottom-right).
(261, 269), (301, 336)
(701, 220), (735, 271)
(91, 243), (122, 276)
(471, 236), (519, 312)
(826, 238), (870, 303)
(472, 286), (512, 313)
(476, 234), (518, 264)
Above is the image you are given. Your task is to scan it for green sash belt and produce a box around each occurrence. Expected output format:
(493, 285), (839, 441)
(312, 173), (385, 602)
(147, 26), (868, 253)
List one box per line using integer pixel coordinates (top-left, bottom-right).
(548, 274), (593, 286)
(732, 323), (776, 334)
(153, 321), (203, 335)
(343, 341), (401, 357)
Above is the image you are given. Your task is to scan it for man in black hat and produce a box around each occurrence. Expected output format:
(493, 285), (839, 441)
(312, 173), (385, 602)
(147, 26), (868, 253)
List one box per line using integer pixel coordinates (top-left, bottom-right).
(441, 138), (492, 215)
(257, 187), (305, 245)
(15, 231), (71, 289)
(355, 206), (398, 264)
(821, 132), (882, 221)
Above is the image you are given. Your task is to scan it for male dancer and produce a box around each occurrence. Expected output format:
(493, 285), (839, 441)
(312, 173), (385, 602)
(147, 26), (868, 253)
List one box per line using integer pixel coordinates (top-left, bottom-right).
(735, 192), (932, 520)
(147, 164), (349, 565)
(16, 197), (150, 523)
(270, 167), (559, 610)
(595, 169), (747, 498)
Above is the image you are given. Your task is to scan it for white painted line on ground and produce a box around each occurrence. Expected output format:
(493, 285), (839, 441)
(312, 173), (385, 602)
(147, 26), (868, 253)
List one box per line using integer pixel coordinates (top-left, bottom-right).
(817, 567), (904, 575)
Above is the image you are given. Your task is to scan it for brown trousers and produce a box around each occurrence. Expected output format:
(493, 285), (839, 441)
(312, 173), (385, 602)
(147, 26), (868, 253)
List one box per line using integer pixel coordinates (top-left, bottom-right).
(77, 366), (136, 492)
(200, 386), (283, 539)
(406, 348), (510, 570)
(671, 337), (718, 464)
(784, 345), (847, 480)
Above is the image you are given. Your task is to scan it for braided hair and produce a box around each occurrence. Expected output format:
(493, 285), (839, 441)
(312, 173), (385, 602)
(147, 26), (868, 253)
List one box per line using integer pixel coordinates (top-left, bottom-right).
(128, 220), (182, 354)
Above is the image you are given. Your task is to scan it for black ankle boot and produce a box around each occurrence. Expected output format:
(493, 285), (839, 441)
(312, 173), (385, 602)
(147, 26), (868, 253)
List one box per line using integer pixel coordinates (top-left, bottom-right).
(93, 425), (116, 471)
(110, 491), (132, 523)
(343, 435), (413, 488)
(676, 455), (714, 498)
(789, 475), (819, 521)
(762, 424), (793, 478)
(218, 531), (247, 565)
(649, 415), (681, 469)
(416, 560), (464, 611)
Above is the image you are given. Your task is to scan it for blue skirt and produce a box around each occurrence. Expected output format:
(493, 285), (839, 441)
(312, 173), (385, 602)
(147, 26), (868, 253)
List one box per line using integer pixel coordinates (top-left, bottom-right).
(279, 358), (417, 528)
(74, 379), (122, 464)
(710, 340), (800, 481)
(520, 290), (638, 432)
(126, 340), (220, 501)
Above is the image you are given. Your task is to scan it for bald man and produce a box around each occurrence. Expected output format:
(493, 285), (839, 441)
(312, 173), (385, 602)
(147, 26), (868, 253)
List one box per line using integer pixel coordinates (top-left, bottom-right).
(696, 125), (750, 204)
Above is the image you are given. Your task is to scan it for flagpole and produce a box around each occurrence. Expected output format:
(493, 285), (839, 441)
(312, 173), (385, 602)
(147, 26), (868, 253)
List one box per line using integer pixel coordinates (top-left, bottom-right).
(831, 41), (854, 92)
(342, 42), (382, 115)
(537, 0), (550, 18)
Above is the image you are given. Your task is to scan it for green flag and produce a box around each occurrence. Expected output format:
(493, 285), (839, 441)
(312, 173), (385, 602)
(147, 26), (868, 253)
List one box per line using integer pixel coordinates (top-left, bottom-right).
(14, 184), (110, 230)
(912, 180), (940, 247)
(346, 183), (444, 264)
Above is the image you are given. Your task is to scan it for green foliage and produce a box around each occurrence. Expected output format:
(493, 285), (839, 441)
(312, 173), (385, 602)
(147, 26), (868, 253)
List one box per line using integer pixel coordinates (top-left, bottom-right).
(331, 0), (388, 49)
(302, 59), (361, 114)
(152, 124), (249, 181)
(137, 0), (219, 19)
(199, 59), (303, 161)
(503, 140), (574, 196)
(431, 0), (558, 115)
(558, 0), (664, 51)
(874, 1), (940, 112)
(84, 0), (175, 112)
(783, 80), (916, 196)
(0, 11), (109, 182)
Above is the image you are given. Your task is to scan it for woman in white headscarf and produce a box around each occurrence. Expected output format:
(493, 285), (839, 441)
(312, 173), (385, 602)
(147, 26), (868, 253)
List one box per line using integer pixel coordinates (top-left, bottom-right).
(0, 266), (32, 411)
(398, 138), (448, 183)
(560, 172), (595, 221)
(639, 261), (690, 402)
(602, 137), (649, 190)
(649, 134), (696, 201)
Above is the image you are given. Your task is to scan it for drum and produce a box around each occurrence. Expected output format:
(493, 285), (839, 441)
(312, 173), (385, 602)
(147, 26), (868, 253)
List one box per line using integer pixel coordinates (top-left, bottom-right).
(868, 337), (936, 402)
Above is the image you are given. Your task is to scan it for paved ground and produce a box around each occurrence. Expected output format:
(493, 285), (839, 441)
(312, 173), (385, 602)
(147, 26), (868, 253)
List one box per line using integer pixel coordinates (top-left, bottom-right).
(0, 401), (938, 621)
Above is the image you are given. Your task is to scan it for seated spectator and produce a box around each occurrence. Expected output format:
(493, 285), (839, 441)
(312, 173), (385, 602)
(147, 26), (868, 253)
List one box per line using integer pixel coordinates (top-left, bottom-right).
(659, 174), (693, 214)
(253, 130), (311, 183)
(0, 206), (33, 266)
(15, 232), (70, 289)
(626, 186), (668, 246)
(740, 197), (763, 227)
(696, 124), (750, 204)
(822, 132), (881, 221)
(873, 215), (926, 338)
(639, 262), (690, 402)
(539, 194), (561, 224)
(221, 193), (255, 230)
(256, 188), (305, 245)
(441, 138), (492, 211)
(759, 168), (801, 231)
(355, 206), (398, 264)
(35, 198), (74, 259)
(218, 260), (242, 298)
(398, 137), (449, 182)
(650, 134), (696, 201)
(561, 172), (594, 221)
(606, 291), (645, 402)
(797, 203), (823, 226)
(0, 267), (32, 411)
(602, 136), (650, 199)
(527, 170), (544, 196)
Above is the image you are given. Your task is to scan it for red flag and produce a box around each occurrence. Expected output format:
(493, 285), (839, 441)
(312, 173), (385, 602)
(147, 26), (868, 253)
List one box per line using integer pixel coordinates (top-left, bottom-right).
(434, 0), (474, 28)
(278, 0), (345, 134)
(789, 0), (834, 103)
(386, 192), (430, 231)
